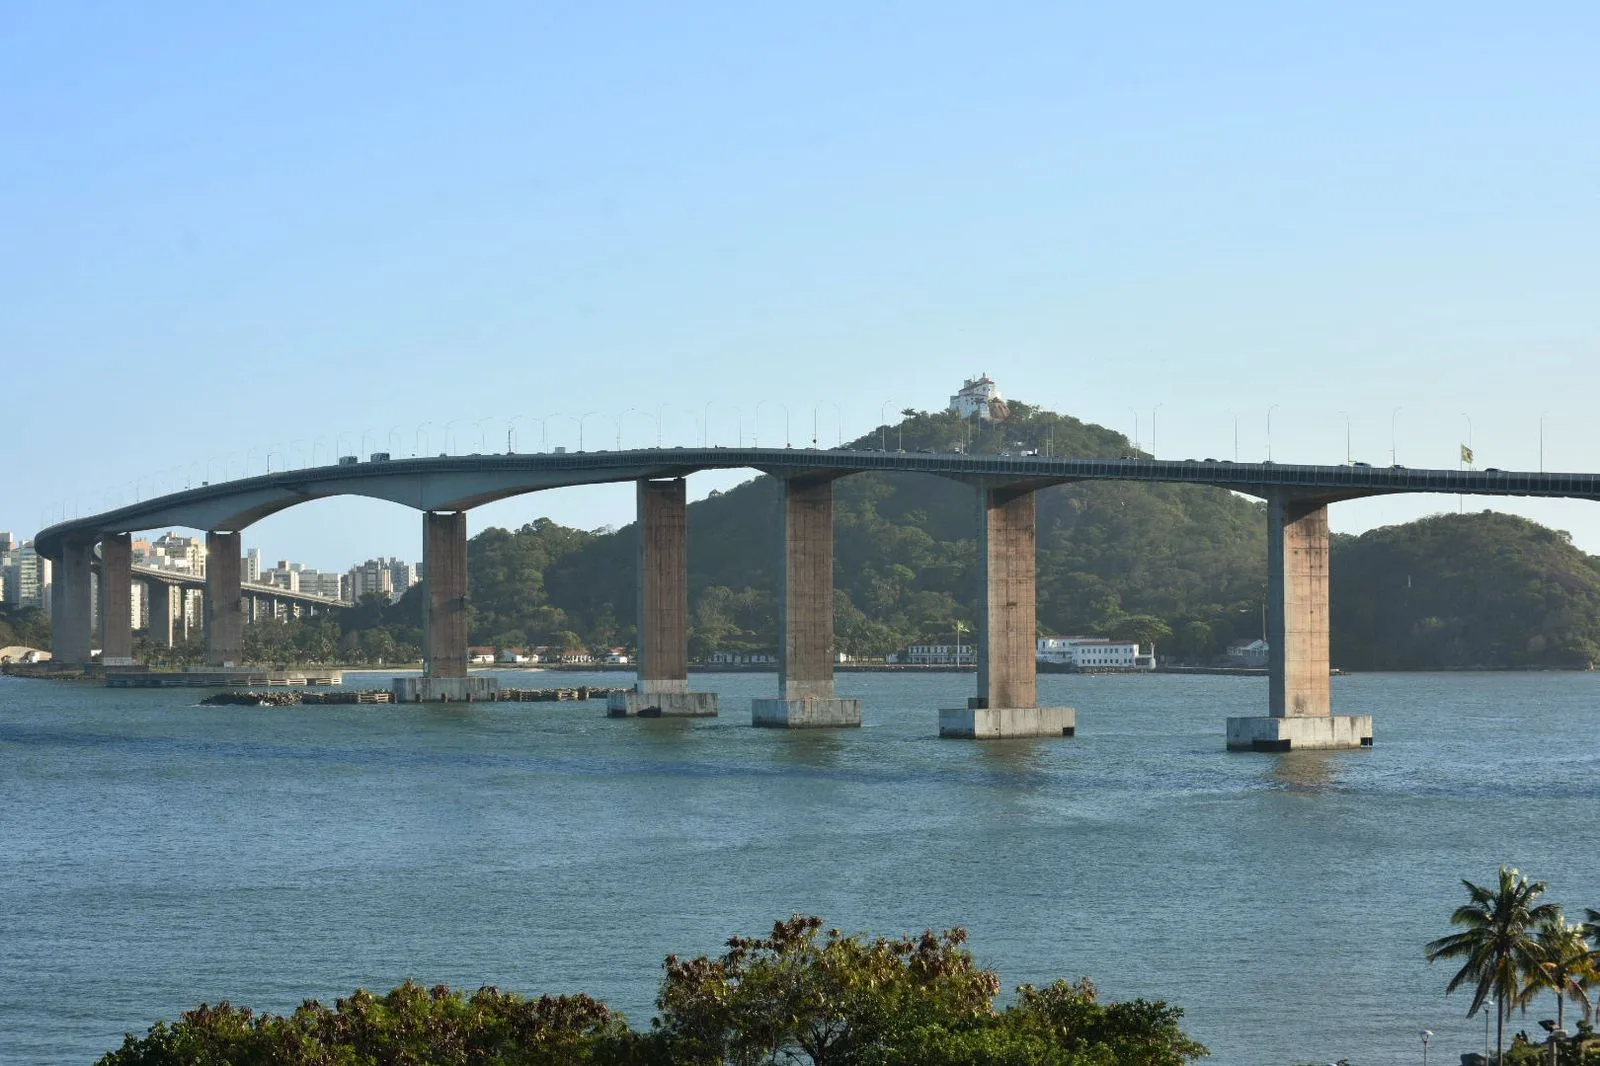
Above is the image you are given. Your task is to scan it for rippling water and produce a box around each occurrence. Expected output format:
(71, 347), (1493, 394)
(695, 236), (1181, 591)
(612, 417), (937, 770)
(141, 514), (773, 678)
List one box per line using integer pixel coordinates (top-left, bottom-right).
(3, 670), (1597, 1065)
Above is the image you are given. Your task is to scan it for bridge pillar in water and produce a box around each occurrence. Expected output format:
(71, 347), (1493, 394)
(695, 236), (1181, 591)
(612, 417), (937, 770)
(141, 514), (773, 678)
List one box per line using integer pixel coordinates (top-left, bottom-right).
(395, 511), (496, 702)
(752, 475), (859, 727)
(609, 479), (718, 717)
(99, 533), (135, 665)
(204, 531), (244, 667)
(940, 485), (1075, 739)
(146, 580), (177, 647)
(51, 539), (95, 664)
(1227, 493), (1371, 751)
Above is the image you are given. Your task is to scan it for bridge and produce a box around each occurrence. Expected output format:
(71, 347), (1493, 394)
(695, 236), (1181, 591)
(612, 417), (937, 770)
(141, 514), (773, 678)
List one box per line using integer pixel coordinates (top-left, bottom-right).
(35, 447), (1600, 748)
(112, 563), (346, 650)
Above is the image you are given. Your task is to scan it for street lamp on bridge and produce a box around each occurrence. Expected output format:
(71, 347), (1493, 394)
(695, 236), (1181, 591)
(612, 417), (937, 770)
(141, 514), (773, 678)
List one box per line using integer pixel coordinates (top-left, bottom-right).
(757, 401), (790, 448)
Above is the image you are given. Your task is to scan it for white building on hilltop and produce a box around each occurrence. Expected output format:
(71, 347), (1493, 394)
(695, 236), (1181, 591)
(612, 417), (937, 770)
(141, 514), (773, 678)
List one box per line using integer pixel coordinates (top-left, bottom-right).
(948, 374), (1007, 421)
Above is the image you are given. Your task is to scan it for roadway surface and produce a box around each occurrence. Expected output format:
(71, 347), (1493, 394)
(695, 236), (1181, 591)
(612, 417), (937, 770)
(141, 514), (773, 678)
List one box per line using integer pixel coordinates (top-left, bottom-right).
(37, 447), (1600, 557)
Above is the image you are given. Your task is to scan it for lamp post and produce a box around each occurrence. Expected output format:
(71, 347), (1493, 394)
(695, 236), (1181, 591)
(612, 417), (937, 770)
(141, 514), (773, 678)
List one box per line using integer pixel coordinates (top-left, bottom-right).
(1338, 410), (1351, 464)
(1390, 406), (1402, 466)
(705, 400), (745, 447)
(579, 410), (603, 452)
(1540, 410), (1550, 472)
(813, 401), (843, 448)
(474, 416), (496, 453)
(1420, 1029), (1432, 1066)
(1227, 412), (1239, 462)
(953, 620), (967, 667)
(414, 422), (432, 457)
(546, 412), (580, 451)
(443, 418), (466, 456)
(757, 400), (791, 448)
(621, 408), (655, 450)
(1484, 998), (1494, 1064)
(1151, 403), (1162, 456)
(1266, 404), (1280, 461)
(879, 399), (895, 452)
(1129, 407), (1140, 452)
(388, 424), (404, 456)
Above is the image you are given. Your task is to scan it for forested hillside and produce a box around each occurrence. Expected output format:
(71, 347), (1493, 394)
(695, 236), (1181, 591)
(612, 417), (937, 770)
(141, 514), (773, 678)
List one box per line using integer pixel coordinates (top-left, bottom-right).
(493, 403), (1270, 660)
(1330, 511), (1600, 669)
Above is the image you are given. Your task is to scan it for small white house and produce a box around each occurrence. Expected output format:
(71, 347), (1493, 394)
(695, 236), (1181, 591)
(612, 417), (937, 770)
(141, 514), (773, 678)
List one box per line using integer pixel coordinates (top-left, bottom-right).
(1227, 639), (1270, 668)
(498, 649), (531, 664)
(468, 646), (496, 665)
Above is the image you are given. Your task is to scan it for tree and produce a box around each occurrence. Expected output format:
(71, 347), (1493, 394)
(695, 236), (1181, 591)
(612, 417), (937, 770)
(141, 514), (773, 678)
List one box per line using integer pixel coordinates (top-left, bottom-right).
(1530, 914), (1596, 1035)
(654, 915), (1001, 1066)
(1426, 866), (1562, 1061)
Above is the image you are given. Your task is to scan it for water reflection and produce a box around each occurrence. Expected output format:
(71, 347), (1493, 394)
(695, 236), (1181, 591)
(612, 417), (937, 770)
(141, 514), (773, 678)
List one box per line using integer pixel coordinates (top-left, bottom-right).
(770, 729), (845, 770)
(1267, 750), (1337, 792)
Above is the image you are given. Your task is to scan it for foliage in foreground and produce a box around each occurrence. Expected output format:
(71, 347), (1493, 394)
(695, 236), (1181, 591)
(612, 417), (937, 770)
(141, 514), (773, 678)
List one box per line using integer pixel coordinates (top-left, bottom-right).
(98, 915), (1208, 1066)
(1426, 866), (1600, 1064)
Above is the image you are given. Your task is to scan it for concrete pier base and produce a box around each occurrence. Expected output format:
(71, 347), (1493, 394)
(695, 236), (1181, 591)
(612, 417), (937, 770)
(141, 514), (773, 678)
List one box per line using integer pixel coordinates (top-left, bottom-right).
(608, 687), (719, 718)
(751, 696), (861, 728)
(1226, 715), (1372, 752)
(940, 706), (1076, 739)
(393, 676), (500, 702)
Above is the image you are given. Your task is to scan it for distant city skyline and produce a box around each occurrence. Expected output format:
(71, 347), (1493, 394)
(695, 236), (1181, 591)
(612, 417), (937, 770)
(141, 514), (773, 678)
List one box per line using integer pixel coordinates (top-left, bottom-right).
(4, 3), (1597, 563)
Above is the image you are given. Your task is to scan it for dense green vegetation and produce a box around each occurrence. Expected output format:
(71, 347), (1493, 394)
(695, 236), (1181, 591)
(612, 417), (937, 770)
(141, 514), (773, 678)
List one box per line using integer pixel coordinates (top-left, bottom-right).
(1331, 512), (1600, 670)
(103, 406), (1600, 671)
(1425, 867), (1600, 1064)
(97, 915), (1207, 1065)
(0, 603), (50, 652)
(521, 403), (1269, 661)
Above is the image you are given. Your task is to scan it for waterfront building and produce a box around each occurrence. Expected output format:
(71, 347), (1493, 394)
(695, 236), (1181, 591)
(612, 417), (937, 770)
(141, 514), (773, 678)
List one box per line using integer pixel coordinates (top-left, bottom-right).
(1226, 638), (1270, 668)
(1036, 636), (1154, 670)
(901, 643), (976, 666)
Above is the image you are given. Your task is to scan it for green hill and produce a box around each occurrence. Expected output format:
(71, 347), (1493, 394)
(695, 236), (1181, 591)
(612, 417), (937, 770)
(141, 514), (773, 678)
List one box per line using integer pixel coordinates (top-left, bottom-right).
(525, 402), (1271, 660)
(1330, 511), (1600, 669)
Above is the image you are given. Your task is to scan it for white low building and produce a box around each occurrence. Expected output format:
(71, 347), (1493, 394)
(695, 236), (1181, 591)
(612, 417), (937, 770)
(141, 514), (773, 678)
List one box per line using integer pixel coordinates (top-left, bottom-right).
(903, 643), (975, 666)
(1037, 636), (1154, 671)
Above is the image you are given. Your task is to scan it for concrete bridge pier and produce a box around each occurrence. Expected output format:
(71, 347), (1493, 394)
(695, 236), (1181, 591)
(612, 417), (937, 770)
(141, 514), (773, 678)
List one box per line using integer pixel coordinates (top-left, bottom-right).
(752, 475), (860, 727)
(204, 531), (244, 667)
(146, 580), (177, 647)
(1227, 492), (1371, 751)
(940, 485), (1075, 739)
(50, 539), (95, 664)
(99, 533), (135, 665)
(396, 510), (496, 701)
(610, 479), (718, 717)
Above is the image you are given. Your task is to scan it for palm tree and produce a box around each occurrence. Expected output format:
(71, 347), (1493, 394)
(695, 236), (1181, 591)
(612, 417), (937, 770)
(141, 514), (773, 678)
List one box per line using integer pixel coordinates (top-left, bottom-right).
(1426, 866), (1560, 1062)
(1530, 913), (1595, 1034)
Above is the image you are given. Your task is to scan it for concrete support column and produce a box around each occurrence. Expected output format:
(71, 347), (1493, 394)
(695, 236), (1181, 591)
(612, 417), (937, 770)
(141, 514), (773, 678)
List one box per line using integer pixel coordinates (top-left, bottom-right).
(51, 540), (94, 663)
(423, 511), (468, 678)
(1226, 492), (1370, 751)
(978, 486), (1038, 711)
(146, 581), (176, 647)
(752, 475), (859, 727)
(99, 533), (134, 665)
(940, 485), (1074, 739)
(635, 478), (689, 692)
(608, 479), (717, 717)
(1268, 494), (1330, 719)
(394, 510), (498, 702)
(204, 531), (244, 667)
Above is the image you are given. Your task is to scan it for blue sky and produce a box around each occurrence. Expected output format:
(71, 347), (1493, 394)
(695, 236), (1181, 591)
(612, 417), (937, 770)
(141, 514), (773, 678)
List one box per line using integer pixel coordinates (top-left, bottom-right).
(4, 2), (1597, 568)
